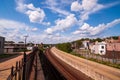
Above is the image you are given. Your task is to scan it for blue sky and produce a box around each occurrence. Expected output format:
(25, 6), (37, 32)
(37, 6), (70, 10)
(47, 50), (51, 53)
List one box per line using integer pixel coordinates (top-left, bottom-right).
(0, 0), (120, 44)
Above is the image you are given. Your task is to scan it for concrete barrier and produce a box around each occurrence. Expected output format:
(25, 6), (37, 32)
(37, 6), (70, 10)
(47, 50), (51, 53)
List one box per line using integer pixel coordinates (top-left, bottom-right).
(51, 47), (120, 80)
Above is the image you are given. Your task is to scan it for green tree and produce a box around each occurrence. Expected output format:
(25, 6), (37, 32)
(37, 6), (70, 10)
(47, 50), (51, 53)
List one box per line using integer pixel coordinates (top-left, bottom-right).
(96, 38), (103, 42)
(112, 36), (118, 40)
(75, 40), (82, 49)
(56, 43), (72, 53)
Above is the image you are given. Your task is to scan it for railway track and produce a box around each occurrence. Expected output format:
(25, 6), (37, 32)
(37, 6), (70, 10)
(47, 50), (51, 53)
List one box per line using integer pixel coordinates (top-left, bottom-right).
(39, 50), (66, 80)
(45, 48), (92, 80)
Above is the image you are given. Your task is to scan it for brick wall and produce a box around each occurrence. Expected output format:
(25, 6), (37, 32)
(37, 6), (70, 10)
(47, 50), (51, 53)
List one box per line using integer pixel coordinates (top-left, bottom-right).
(107, 43), (120, 51)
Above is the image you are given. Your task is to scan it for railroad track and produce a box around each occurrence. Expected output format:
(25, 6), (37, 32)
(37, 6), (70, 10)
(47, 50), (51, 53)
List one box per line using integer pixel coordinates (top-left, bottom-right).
(39, 50), (66, 80)
(45, 48), (92, 80)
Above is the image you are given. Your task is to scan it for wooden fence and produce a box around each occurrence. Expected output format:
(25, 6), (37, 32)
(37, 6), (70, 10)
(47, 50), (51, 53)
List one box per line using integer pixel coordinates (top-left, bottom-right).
(7, 47), (38, 80)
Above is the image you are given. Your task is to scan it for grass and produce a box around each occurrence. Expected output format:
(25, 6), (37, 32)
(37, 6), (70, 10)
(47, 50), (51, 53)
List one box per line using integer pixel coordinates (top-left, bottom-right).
(0, 54), (18, 59)
(70, 51), (120, 69)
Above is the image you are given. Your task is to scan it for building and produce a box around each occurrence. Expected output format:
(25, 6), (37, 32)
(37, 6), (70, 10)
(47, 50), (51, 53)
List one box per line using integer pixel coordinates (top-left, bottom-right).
(107, 43), (120, 51)
(0, 36), (5, 54)
(83, 40), (90, 50)
(105, 36), (120, 43)
(4, 42), (25, 53)
(106, 36), (120, 51)
(90, 42), (106, 55)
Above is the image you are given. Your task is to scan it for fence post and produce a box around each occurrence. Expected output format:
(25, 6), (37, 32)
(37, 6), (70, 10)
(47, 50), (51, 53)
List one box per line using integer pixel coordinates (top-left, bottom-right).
(35, 53), (37, 80)
(11, 66), (14, 80)
(18, 61), (21, 80)
(15, 62), (18, 80)
(15, 61), (18, 80)
(22, 52), (26, 80)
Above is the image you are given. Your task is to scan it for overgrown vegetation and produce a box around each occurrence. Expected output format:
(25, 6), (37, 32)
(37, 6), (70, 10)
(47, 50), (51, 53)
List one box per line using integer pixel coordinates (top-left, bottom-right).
(54, 35), (120, 69)
(106, 36), (119, 40)
(56, 43), (72, 53)
(70, 51), (120, 69)
(72, 40), (83, 49)
(0, 54), (18, 59)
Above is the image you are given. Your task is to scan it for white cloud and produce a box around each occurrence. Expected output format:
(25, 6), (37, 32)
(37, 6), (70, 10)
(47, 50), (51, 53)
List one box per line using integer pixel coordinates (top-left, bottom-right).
(72, 19), (120, 36)
(26, 9), (45, 23)
(71, 0), (104, 21)
(82, 0), (97, 11)
(14, 0), (120, 44)
(15, 0), (26, 13)
(16, 0), (50, 26)
(71, 1), (82, 11)
(71, 0), (98, 12)
(71, 0), (120, 22)
(45, 14), (77, 34)
(45, 28), (53, 34)
(44, 0), (58, 7)
(1, 18), (119, 44)
(48, 7), (70, 16)
(0, 19), (38, 41)
(31, 28), (38, 31)
(44, 0), (70, 16)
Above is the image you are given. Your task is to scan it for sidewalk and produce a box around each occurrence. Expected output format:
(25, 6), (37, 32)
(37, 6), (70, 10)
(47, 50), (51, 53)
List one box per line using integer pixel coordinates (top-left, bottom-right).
(0, 52), (31, 80)
(29, 51), (45, 80)
(0, 51), (45, 80)
(36, 52), (45, 80)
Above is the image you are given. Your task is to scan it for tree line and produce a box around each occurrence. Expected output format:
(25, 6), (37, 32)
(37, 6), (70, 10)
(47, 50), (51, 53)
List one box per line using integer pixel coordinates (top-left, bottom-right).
(55, 36), (119, 53)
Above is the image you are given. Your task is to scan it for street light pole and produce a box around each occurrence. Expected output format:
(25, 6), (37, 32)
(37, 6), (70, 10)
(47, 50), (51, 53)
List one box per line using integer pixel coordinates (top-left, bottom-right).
(22, 35), (28, 80)
(24, 35), (28, 52)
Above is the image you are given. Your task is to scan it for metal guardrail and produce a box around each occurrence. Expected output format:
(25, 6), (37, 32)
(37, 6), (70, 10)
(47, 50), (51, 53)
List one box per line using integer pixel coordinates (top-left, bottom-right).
(7, 47), (38, 80)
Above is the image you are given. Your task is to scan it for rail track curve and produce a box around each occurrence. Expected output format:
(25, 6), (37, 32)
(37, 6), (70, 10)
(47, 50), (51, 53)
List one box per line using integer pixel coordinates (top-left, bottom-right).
(45, 48), (92, 80)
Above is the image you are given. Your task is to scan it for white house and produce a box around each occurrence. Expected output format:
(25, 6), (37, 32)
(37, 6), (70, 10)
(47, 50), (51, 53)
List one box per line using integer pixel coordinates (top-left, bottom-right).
(90, 42), (106, 55)
(27, 46), (33, 50)
(83, 40), (90, 49)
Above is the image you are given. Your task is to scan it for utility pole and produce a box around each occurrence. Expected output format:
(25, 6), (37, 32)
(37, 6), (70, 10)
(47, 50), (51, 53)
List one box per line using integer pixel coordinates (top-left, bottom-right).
(22, 35), (28, 80)
(24, 35), (28, 51)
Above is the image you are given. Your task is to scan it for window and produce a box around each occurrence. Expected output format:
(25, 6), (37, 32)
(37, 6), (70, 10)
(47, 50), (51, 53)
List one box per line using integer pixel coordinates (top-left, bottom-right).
(100, 50), (103, 53)
(101, 46), (104, 49)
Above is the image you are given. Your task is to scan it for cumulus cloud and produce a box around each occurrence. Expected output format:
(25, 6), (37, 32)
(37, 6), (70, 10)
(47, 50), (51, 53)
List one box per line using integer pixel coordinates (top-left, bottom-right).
(71, 0), (100, 12)
(26, 9), (45, 23)
(45, 14), (77, 34)
(72, 19), (120, 36)
(71, 1), (82, 11)
(71, 0), (113, 21)
(16, 0), (50, 25)
(45, 28), (53, 34)
(0, 19), (38, 41)
(13, 0), (120, 43)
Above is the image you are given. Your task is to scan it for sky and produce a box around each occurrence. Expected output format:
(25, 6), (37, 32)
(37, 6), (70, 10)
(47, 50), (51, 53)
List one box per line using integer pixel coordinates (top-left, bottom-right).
(0, 0), (120, 44)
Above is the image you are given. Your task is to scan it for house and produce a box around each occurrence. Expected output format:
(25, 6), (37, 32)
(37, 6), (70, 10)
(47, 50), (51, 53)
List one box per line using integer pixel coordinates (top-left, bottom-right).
(0, 36), (5, 54)
(106, 36), (120, 51)
(90, 42), (106, 55)
(107, 43), (120, 51)
(83, 40), (90, 50)
(105, 36), (120, 43)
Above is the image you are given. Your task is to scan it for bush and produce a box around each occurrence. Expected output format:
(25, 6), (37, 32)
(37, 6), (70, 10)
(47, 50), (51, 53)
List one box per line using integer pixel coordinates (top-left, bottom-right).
(56, 43), (72, 53)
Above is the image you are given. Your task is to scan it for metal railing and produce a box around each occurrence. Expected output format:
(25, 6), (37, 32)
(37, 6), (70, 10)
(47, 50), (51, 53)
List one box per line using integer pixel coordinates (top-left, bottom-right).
(7, 47), (38, 80)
